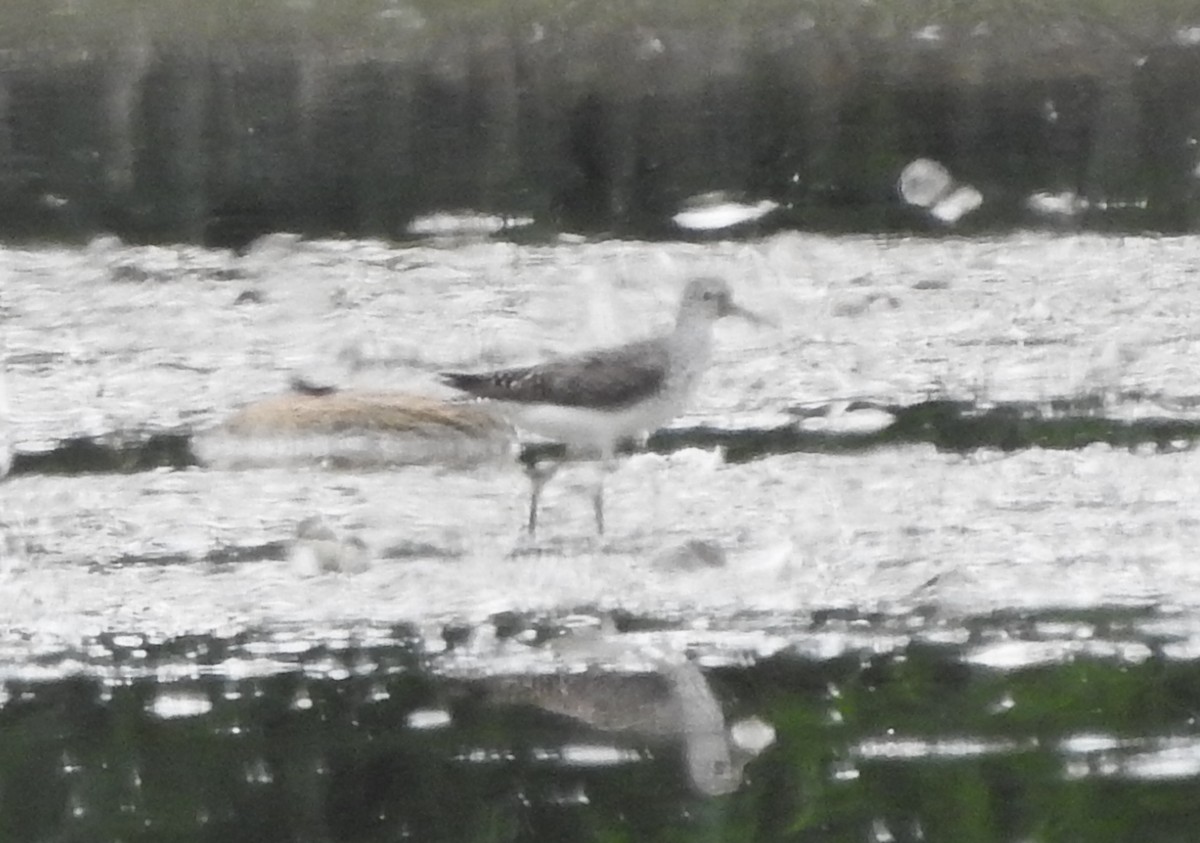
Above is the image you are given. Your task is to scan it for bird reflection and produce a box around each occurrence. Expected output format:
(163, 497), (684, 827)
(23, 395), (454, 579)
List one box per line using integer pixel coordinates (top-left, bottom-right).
(479, 660), (773, 797)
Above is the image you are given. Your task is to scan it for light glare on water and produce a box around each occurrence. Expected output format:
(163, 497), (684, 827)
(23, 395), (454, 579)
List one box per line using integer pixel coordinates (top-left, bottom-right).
(5, 233), (1200, 703)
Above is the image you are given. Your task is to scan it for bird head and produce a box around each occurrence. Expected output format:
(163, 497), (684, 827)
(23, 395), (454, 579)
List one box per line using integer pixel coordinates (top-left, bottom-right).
(679, 276), (770, 326)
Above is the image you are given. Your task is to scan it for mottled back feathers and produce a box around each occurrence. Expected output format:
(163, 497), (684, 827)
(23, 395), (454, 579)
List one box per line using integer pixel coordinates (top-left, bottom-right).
(440, 338), (669, 410)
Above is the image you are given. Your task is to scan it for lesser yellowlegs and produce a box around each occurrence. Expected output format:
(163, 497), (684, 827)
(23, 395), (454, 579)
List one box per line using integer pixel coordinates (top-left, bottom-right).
(440, 276), (766, 535)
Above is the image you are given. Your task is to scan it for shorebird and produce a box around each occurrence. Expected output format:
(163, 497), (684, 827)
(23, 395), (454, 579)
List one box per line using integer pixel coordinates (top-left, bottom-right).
(440, 276), (766, 535)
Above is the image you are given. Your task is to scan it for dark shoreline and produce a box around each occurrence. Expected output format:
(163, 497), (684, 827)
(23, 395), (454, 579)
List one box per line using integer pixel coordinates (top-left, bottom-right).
(2, 1), (1199, 244)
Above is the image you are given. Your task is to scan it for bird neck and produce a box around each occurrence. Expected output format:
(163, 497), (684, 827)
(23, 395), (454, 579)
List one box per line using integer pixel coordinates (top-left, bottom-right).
(668, 315), (716, 379)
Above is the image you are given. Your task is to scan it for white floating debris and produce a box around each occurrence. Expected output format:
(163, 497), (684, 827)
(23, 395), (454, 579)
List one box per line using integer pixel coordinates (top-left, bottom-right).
(244, 637), (315, 657)
(61, 751), (83, 775)
(830, 760), (860, 781)
(729, 716), (776, 754)
(1027, 190), (1088, 218)
(244, 758), (274, 785)
(897, 158), (983, 224)
(407, 210), (534, 238)
(456, 748), (517, 764)
(871, 818), (896, 843)
(929, 185), (983, 223)
(635, 31), (665, 58)
(407, 708), (453, 730)
(965, 640), (1070, 670)
(797, 405), (895, 435)
(556, 743), (641, 767)
(1060, 732), (1126, 754)
(897, 158), (953, 208)
(968, 637), (1152, 670)
(303, 659), (351, 682)
(1174, 26), (1200, 46)
(987, 691), (1016, 714)
(148, 688), (213, 720)
(855, 736), (1020, 760)
(672, 192), (779, 231)
(1120, 738), (1200, 781)
(556, 613), (604, 632)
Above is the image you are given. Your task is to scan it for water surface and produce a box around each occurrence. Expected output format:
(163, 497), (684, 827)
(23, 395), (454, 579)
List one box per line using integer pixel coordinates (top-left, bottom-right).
(3, 232), (1200, 840)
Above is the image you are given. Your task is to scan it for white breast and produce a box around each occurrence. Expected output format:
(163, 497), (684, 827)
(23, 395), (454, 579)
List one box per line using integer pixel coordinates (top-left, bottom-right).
(501, 390), (684, 456)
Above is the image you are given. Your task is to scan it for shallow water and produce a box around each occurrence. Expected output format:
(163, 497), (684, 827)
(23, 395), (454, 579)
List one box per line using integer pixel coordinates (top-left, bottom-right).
(4, 232), (1200, 839)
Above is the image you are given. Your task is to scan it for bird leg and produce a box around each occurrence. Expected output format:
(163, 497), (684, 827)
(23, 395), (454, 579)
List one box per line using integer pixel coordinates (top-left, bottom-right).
(591, 480), (605, 536)
(524, 459), (559, 536)
(520, 449), (610, 537)
(589, 456), (614, 536)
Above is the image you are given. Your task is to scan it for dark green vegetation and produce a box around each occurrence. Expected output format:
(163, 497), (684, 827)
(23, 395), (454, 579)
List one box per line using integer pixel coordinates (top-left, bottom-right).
(10, 395), (1200, 476)
(1, 0), (1199, 244)
(2, 609), (1198, 842)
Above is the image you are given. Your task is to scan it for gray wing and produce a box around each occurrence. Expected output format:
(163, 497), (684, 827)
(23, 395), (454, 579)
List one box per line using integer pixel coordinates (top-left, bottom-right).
(441, 339), (668, 410)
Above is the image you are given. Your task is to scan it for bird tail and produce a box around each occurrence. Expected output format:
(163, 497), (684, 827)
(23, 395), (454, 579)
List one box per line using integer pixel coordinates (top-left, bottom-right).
(439, 372), (487, 395)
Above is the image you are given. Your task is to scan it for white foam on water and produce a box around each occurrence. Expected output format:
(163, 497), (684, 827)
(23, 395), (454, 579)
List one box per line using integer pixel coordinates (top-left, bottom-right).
(148, 688), (213, 720)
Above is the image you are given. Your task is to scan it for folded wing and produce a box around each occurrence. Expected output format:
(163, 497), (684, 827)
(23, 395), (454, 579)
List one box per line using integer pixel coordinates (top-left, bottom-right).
(441, 339), (668, 410)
